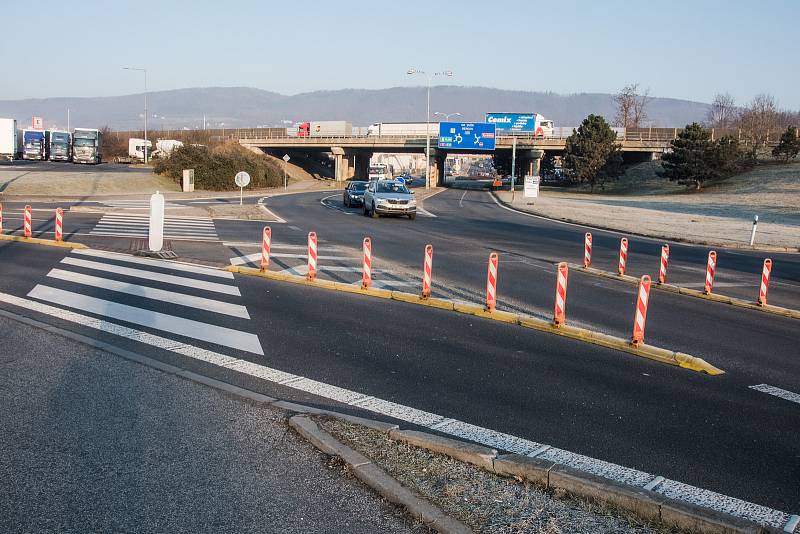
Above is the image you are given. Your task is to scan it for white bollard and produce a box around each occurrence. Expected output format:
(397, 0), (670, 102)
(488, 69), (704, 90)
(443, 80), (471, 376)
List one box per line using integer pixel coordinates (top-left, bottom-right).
(149, 191), (165, 252)
(749, 215), (758, 246)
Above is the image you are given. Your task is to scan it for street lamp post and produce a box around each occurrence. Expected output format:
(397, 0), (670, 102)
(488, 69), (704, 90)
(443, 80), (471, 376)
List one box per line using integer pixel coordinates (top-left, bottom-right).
(433, 112), (462, 121)
(123, 67), (148, 163)
(406, 69), (453, 190)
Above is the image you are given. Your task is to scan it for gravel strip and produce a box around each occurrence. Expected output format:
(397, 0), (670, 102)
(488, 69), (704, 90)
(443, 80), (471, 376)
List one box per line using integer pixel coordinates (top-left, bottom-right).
(318, 417), (687, 534)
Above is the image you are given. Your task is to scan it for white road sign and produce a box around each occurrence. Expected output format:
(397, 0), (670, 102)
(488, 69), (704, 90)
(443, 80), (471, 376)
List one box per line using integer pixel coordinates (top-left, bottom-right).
(235, 171), (251, 188)
(524, 175), (540, 198)
(282, 154), (291, 162)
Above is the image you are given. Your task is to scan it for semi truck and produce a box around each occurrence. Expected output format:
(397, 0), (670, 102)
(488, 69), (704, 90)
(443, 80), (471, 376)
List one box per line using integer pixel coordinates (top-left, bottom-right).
(485, 113), (555, 137)
(297, 121), (352, 137)
(152, 139), (183, 158)
(72, 128), (103, 164)
(0, 118), (18, 161)
(48, 130), (72, 161)
(22, 129), (49, 160)
(367, 122), (439, 136)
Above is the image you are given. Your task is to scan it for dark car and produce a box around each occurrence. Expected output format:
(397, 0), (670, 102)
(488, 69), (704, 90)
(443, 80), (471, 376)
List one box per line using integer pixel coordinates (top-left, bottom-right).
(343, 180), (369, 207)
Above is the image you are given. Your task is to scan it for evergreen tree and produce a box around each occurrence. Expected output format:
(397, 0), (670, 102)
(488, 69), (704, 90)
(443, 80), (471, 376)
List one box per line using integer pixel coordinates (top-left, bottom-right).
(562, 114), (623, 191)
(660, 123), (744, 189)
(772, 126), (800, 162)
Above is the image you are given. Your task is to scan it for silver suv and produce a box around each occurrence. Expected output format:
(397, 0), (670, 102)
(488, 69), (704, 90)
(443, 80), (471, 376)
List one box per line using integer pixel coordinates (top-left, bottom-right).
(362, 180), (417, 220)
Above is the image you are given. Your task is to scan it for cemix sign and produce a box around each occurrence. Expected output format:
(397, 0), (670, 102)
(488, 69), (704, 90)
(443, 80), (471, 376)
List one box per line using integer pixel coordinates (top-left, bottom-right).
(485, 113), (535, 133)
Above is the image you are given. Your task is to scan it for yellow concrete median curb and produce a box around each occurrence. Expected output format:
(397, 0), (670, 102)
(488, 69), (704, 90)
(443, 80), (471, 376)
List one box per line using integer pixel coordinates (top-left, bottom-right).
(569, 263), (800, 320)
(0, 234), (87, 249)
(228, 265), (724, 375)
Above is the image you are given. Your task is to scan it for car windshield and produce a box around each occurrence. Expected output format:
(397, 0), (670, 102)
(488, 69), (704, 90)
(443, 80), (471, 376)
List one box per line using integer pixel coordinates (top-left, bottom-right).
(74, 138), (95, 147)
(350, 182), (368, 191)
(376, 182), (409, 194)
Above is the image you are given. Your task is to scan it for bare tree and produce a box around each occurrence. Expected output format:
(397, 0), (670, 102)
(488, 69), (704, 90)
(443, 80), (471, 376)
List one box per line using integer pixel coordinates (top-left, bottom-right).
(706, 93), (737, 128)
(738, 93), (780, 157)
(614, 84), (649, 128)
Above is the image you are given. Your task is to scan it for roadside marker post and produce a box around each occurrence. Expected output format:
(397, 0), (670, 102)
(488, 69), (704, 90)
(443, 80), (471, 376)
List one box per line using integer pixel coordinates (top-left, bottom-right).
(583, 233), (592, 268)
(260, 226), (271, 271)
(632, 275), (652, 347)
(362, 237), (372, 289)
(307, 232), (317, 281)
(421, 244), (433, 299)
(658, 244), (670, 285)
(554, 262), (569, 327)
(704, 251), (717, 295)
(758, 258), (772, 306)
(54, 208), (63, 242)
(486, 252), (499, 311)
(23, 205), (32, 238)
(618, 238), (628, 276)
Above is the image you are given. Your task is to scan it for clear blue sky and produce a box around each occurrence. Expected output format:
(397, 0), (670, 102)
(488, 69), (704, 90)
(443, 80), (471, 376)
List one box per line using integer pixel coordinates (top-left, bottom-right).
(1, 0), (798, 108)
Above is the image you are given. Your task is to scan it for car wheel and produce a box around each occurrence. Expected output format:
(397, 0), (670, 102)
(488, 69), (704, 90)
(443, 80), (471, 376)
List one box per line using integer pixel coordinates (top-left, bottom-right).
(408, 213), (416, 220)
(344, 196), (349, 207)
(363, 204), (369, 217)
(371, 203), (379, 218)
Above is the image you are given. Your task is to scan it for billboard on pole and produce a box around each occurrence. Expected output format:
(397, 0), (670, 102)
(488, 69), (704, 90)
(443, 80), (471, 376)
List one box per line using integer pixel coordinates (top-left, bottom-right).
(438, 122), (496, 151)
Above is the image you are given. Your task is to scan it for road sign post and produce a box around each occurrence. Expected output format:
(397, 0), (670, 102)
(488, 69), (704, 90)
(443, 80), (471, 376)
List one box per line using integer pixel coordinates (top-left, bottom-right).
(235, 171), (251, 206)
(282, 154), (290, 190)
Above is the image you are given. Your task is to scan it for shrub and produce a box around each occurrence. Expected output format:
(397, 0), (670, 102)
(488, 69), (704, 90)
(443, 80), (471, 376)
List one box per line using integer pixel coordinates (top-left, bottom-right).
(154, 141), (282, 190)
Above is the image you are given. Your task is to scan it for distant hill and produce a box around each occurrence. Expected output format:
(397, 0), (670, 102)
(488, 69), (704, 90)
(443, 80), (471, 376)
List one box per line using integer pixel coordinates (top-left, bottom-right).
(0, 86), (710, 131)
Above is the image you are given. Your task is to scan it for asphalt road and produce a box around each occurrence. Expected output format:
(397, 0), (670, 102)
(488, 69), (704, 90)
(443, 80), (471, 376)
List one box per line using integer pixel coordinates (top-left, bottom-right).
(0, 241), (797, 519)
(0, 311), (414, 534)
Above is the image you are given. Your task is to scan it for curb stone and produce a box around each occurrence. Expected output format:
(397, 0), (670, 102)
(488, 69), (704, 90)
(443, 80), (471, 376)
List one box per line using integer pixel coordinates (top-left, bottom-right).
(0, 302), (792, 533)
(289, 415), (473, 534)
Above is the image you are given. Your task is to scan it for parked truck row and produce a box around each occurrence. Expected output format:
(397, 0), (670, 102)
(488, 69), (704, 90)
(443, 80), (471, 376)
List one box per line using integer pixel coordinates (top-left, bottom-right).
(0, 119), (103, 163)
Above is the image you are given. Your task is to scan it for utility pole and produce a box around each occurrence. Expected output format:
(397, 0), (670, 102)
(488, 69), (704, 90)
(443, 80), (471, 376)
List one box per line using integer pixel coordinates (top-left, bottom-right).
(123, 66), (148, 163)
(67, 108), (70, 131)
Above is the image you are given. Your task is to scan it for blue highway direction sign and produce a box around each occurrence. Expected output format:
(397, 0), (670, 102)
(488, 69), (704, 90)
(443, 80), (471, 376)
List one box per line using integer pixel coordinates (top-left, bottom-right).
(438, 122), (496, 151)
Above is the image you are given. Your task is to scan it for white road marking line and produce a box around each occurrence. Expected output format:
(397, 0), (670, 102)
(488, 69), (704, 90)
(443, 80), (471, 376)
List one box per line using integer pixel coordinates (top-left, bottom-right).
(73, 249), (233, 279)
(229, 252), (356, 266)
(87, 231), (220, 242)
(785, 515), (800, 533)
(459, 190), (468, 207)
(257, 197), (287, 223)
(96, 219), (216, 228)
(749, 384), (800, 405)
(27, 285), (263, 355)
(0, 289), (795, 530)
(288, 225), (301, 231)
(61, 257), (240, 295)
(46, 269), (249, 319)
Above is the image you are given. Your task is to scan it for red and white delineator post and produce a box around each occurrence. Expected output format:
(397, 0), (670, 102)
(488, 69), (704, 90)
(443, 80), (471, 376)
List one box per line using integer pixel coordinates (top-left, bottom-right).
(260, 226), (271, 271)
(553, 262), (569, 327)
(658, 244), (670, 285)
(631, 275), (652, 346)
(704, 251), (717, 294)
(23, 205), (32, 238)
(54, 208), (63, 242)
(583, 232), (592, 268)
(421, 244), (433, 299)
(362, 237), (372, 289)
(307, 231), (317, 281)
(618, 238), (628, 276)
(486, 252), (499, 311)
(758, 258), (772, 306)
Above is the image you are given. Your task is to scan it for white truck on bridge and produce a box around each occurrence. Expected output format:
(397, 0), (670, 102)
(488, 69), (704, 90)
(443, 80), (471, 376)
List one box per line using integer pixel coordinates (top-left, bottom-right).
(367, 122), (439, 136)
(298, 121), (352, 137)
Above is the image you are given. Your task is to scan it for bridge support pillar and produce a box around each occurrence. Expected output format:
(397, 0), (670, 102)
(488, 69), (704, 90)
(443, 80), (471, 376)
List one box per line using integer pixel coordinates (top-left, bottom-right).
(331, 147), (347, 182)
(429, 150), (446, 187)
(353, 152), (371, 181)
(522, 149), (544, 178)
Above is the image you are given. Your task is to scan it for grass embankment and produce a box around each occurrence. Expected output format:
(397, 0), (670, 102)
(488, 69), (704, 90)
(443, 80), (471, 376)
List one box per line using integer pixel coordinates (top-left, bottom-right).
(155, 142), (283, 191)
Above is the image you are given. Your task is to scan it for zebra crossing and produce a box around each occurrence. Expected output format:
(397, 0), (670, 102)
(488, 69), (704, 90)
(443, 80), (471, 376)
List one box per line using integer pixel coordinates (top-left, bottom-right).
(89, 213), (219, 241)
(229, 242), (418, 291)
(95, 199), (187, 210)
(25, 249), (263, 355)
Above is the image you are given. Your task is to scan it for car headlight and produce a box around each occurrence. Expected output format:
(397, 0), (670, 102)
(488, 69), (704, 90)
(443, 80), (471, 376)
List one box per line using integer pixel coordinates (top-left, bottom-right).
(376, 198), (388, 204)
(408, 199), (417, 206)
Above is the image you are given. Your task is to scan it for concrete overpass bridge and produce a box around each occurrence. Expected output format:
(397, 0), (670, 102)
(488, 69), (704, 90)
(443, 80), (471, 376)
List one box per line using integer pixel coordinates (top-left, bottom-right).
(240, 130), (677, 185)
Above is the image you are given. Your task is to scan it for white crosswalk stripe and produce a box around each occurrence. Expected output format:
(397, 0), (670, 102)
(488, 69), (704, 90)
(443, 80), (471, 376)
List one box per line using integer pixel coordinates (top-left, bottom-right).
(27, 250), (263, 355)
(90, 213), (219, 241)
(97, 200), (187, 209)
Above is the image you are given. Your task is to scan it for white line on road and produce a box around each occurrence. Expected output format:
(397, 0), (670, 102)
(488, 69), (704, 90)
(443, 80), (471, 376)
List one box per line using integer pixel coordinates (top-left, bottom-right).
(0, 288), (791, 529)
(46, 269), (249, 319)
(749, 384), (800, 405)
(61, 257), (240, 295)
(459, 190), (468, 207)
(27, 285), (263, 355)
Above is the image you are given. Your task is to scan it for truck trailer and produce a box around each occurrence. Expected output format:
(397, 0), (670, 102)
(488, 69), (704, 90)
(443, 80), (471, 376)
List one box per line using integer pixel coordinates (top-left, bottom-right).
(297, 121), (352, 137)
(22, 129), (49, 160)
(72, 128), (103, 164)
(0, 118), (18, 161)
(49, 130), (72, 161)
(366, 122), (439, 136)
